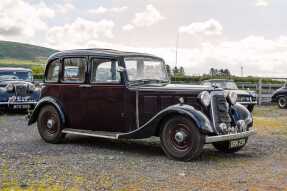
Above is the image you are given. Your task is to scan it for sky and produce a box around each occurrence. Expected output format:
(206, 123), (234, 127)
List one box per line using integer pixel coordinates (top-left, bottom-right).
(0, 0), (286, 77)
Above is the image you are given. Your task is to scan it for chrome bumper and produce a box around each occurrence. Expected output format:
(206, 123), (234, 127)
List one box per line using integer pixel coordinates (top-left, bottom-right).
(0, 101), (37, 105)
(205, 128), (256, 143)
(238, 101), (257, 105)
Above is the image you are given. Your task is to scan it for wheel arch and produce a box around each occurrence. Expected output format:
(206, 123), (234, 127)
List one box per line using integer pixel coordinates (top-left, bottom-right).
(28, 97), (66, 126)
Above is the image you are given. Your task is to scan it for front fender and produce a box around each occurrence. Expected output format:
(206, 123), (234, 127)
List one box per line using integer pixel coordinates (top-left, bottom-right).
(231, 103), (253, 127)
(118, 104), (213, 139)
(27, 96), (65, 126)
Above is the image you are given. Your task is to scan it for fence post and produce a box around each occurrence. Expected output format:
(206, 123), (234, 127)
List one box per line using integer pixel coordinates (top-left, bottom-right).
(258, 79), (262, 105)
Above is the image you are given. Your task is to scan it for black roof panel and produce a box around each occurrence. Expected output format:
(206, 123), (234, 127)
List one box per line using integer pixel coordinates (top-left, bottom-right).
(48, 48), (162, 61)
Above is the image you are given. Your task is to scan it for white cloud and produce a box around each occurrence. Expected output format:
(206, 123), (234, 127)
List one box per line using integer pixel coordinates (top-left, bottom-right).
(0, 0), (54, 37)
(132, 4), (165, 27)
(179, 19), (223, 36)
(173, 36), (287, 77)
(88, 6), (128, 15)
(47, 18), (115, 50)
(55, 2), (75, 15)
(255, 0), (270, 7)
(122, 24), (134, 31)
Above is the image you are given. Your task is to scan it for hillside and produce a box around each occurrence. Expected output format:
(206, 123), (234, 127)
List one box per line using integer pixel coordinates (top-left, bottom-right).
(0, 41), (57, 60)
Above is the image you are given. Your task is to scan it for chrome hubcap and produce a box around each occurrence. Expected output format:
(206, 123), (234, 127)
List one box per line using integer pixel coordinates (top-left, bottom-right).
(279, 98), (286, 107)
(174, 131), (187, 143)
(47, 119), (54, 129)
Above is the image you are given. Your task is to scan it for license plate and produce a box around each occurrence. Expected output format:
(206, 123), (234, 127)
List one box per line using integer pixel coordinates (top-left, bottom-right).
(229, 139), (246, 148)
(13, 105), (30, 109)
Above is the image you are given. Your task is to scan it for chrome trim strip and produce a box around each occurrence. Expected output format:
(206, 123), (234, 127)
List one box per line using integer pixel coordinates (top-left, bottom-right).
(210, 91), (219, 134)
(136, 90), (140, 129)
(238, 101), (257, 105)
(0, 102), (37, 105)
(62, 129), (119, 139)
(205, 128), (256, 143)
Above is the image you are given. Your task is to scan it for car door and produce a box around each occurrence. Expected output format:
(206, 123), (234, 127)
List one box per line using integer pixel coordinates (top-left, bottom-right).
(60, 57), (88, 129)
(83, 57), (126, 132)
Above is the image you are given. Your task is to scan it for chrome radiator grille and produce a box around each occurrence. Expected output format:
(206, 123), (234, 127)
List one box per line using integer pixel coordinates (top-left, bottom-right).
(211, 94), (232, 134)
(15, 85), (28, 96)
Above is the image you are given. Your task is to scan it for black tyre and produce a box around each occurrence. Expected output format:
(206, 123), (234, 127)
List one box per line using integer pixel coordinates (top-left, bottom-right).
(37, 105), (65, 144)
(278, 96), (287, 109)
(160, 116), (204, 161)
(212, 138), (248, 153)
(247, 105), (254, 112)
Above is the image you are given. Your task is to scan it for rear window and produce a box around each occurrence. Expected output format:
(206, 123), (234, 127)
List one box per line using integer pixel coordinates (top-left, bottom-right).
(46, 59), (60, 82)
(63, 58), (86, 83)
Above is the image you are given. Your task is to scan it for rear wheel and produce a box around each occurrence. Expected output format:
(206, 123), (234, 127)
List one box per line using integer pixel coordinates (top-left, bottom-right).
(212, 138), (248, 153)
(160, 116), (204, 161)
(37, 105), (65, 144)
(278, 96), (287, 109)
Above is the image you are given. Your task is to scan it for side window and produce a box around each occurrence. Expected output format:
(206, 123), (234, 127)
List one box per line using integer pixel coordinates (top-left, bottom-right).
(46, 59), (60, 82)
(63, 58), (86, 83)
(91, 59), (121, 83)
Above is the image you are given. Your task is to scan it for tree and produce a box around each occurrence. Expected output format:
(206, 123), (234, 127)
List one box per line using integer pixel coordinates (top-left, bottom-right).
(173, 66), (179, 76)
(165, 64), (172, 77)
(179, 66), (185, 76)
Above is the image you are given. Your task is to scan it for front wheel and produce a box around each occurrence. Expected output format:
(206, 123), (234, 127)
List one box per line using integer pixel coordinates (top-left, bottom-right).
(212, 138), (248, 153)
(247, 105), (255, 112)
(160, 116), (204, 161)
(37, 105), (65, 144)
(278, 96), (287, 109)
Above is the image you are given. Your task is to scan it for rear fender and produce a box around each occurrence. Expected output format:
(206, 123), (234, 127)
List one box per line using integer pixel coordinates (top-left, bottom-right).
(27, 96), (65, 126)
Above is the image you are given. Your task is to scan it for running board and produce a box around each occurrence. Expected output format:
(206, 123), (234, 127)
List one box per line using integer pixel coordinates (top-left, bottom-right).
(62, 128), (121, 140)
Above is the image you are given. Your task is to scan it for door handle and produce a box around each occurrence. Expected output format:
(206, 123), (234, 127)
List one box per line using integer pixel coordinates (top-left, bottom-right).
(79, 84), (92, 88)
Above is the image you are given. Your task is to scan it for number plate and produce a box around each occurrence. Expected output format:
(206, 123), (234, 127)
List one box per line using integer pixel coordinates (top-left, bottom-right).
(229, 139), (246, 148)
(13, 105), (30, 109)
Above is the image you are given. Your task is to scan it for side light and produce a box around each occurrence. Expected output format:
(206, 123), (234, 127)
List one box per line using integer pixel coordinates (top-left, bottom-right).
(6, 84), (14, 92)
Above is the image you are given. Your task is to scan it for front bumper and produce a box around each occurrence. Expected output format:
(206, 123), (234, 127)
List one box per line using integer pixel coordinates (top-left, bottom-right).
(237, 101), (257, 105)
(205, 128), (256, 143)
(0, 101), (37, 109)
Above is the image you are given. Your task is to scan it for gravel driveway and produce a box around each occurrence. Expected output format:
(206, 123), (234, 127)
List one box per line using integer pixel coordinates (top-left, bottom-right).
(0, 106), (287, 191)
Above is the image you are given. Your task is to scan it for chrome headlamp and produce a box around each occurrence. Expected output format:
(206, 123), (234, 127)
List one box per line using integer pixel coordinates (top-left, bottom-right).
(227, 91), (237, 105)
(28, 84), (36, 91)
(6, 84), (14, 92)
(199, 91), (211, 107)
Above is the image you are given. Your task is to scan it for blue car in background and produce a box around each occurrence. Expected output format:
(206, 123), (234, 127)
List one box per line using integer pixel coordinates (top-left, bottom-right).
(0, 67), (41, 112)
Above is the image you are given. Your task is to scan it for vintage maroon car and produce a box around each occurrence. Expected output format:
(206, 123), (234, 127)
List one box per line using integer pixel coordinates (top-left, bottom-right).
(28, 49), (256, 161)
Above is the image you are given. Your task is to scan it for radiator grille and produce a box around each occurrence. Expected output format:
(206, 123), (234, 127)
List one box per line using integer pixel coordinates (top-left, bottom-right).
(212, 94), (232, 134)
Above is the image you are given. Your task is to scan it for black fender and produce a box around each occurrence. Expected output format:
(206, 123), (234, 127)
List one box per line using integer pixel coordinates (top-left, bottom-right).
(230, 103), (253, 127)
(27, 96), (65, 126)
(118, 104), (213, 139)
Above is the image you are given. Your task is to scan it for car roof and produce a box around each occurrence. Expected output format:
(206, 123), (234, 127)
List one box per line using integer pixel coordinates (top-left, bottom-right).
(0, 67), (32, 72)
(48, 48), (163, 62)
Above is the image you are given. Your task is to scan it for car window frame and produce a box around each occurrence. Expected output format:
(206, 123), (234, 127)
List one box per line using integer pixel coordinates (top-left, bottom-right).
(60, 56), (88, 84)
(89, 57), (123, 85)
(45, 58), (61, 83)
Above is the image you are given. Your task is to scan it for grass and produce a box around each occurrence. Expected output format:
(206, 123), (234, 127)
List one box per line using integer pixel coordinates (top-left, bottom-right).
(253, 105), (287, 136)
(0, 58), (46, 68)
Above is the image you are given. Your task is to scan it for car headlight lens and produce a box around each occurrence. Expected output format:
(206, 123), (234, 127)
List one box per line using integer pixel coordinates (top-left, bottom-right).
(228, 91), (237, 105)
(199, 91), (211, 107)
(28, 84), (36, 91)
(250, 92), (257, 98)
(6, 84), (14, 92)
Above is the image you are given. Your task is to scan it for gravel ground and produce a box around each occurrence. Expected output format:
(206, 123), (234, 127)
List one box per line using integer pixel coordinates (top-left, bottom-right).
(0, 106), (287, 191)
